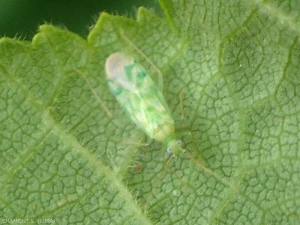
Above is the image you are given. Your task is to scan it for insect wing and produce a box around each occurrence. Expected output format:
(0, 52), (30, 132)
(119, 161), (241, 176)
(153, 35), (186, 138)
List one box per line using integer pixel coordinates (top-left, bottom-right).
(106, 52), (173, 139)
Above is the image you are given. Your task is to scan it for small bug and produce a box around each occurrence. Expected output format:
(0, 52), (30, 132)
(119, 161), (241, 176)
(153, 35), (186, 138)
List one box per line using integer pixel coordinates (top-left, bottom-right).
(105, 51), (236, 191)
(105, 52), (184, 156)
(77, 43), (235, 190)
(129, 164), (143, 172)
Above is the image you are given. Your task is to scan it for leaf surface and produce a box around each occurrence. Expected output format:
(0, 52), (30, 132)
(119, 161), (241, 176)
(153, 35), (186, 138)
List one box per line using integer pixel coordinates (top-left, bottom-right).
(0, 0), (300, 224)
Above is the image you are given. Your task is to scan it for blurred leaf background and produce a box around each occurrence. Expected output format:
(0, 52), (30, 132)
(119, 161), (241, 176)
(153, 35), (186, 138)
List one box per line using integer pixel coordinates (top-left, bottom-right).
(0, 0), (161, 40)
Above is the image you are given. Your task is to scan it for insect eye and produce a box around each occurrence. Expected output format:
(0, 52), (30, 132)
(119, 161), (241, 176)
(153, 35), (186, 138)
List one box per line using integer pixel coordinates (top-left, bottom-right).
(177, 140), (182, 146)
(167, 147), (172, 154)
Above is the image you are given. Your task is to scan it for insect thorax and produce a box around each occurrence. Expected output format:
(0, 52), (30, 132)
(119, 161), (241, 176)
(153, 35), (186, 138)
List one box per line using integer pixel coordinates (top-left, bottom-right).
(153, 124), (175, 143)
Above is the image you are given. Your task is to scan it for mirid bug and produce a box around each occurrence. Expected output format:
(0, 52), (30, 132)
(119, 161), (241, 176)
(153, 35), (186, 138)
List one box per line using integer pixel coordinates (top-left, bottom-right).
(104, 51), (236, 191)
(76, 48), (235, 191)
(105, 52), (184, 156)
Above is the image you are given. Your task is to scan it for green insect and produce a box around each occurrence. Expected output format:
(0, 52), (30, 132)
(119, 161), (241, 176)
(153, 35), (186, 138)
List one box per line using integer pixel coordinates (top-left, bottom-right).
(104, 51), (236, 190)
(79, 48), (234, 190)
(105, 52), (184, 155)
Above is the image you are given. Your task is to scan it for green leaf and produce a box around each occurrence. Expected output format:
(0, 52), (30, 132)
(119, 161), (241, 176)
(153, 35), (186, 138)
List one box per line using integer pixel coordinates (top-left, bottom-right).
(1, 0), (300, 224)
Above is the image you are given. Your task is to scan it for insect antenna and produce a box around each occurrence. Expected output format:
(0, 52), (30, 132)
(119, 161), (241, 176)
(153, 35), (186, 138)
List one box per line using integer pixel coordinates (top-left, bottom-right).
(74, 69), (112, 117)
(179, 86), (187, 120)
(184, 150), (238, 192)
(150, 155), (175, 195)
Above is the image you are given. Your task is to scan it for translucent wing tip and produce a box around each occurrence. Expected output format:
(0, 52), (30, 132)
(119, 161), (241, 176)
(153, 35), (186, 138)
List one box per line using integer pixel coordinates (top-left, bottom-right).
(105, 52), (132, 79)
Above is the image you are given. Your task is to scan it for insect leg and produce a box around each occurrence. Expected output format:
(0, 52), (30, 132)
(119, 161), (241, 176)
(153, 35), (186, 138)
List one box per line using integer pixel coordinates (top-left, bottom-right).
(119, 134), (149, 175)
(121, 141), (149, 146)
(179, 86), (187, 120)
